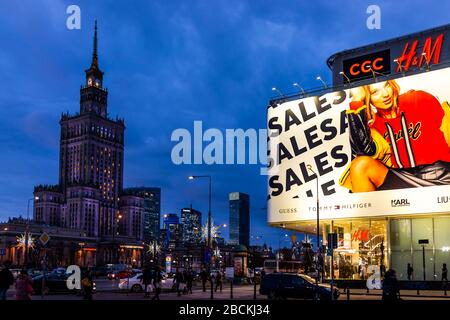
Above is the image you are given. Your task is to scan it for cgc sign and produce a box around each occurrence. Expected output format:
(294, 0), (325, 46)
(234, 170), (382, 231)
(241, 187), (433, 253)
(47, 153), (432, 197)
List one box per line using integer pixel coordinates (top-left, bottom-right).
(267, 67), (450, 223)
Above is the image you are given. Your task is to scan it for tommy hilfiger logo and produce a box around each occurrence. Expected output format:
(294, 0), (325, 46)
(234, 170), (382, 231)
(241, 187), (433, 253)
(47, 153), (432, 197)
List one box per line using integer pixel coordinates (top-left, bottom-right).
(391, 199), (410, 207)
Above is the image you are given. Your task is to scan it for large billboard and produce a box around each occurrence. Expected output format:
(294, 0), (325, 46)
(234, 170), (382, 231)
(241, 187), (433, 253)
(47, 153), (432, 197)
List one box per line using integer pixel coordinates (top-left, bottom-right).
(267, 67), (450, 224)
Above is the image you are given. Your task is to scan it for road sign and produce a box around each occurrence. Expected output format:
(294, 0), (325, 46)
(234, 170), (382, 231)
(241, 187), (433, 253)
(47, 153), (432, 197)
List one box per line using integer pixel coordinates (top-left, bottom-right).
(39, 232), (50, 246)
(225, 267), (234, 279)
(0, 248), (6, 256)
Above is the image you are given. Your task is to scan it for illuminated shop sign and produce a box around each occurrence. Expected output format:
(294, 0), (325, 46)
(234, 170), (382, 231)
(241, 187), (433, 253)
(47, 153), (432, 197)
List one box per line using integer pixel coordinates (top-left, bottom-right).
(343, 49), (391, 81)
(394, 33), (443, 72)
(267, 67), (450, 223)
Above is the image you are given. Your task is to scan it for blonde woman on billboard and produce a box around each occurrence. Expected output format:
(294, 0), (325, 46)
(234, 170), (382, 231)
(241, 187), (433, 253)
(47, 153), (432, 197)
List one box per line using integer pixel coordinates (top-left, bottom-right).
(339, 79), (450, 192)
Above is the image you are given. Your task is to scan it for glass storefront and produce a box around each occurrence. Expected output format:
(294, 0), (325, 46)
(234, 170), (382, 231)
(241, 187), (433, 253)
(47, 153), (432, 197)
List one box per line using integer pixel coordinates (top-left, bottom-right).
(287, 215), (450, 281)
(322, 219), (388, 280)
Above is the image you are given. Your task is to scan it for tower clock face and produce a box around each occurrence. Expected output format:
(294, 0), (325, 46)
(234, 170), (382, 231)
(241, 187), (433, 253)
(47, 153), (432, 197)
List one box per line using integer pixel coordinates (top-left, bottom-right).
(88, 78), (93, 86)
(95, 79), (100, 87)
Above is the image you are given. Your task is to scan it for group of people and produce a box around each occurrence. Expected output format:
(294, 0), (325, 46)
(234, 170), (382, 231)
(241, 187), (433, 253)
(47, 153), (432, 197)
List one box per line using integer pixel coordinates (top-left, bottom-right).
(407, 263), (448, 281)
(199, 268), (225, 293)
(142, 266), (163, 300)
(0, 262), (33, 300)
(173, 268), (195, 296)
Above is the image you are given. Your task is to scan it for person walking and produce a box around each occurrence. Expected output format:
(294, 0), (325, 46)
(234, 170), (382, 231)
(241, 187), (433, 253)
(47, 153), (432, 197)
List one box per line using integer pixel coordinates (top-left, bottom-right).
(175, 268), (184, 297)
(81, 271), (94, 300)
(186, 269), (193, 294)
(0, 262), (14, 300)
(214, 270), (223, 293)
(152, 267), (162, 301)
(200, 267), (208, 292)
(142, 266), (152, 298)
(407, 263), (414, 281)
(382, 269), (400, 301)
(15, 269), (33, 300)
(442, 263), (448, 282)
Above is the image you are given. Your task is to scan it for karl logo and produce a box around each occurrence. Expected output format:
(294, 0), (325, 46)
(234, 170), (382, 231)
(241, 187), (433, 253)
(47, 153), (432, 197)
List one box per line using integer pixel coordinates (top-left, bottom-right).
(66, 265), (81, 290)
(391, 199), (410, 207)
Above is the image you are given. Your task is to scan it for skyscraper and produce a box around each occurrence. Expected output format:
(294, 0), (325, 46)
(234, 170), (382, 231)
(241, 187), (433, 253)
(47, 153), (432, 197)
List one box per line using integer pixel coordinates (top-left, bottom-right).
(123, 187), (161, 242)
(33, 22), (144, 265)
(181, 206), (202, 245)
(229, 192), (250, 247)
(162, 213), (181, 249)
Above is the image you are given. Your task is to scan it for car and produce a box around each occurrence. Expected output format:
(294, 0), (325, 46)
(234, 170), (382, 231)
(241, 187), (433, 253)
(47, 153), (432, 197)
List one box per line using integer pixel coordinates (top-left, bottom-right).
(259, 273), (339, 300)
(118, 273), (174, 292)
(31, 273), (96, 295)
(9, 269), (22, 280)
(108, 269), (141, 280)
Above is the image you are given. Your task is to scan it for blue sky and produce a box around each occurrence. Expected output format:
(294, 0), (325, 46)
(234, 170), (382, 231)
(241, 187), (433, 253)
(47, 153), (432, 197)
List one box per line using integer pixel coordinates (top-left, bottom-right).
(0, 0), (449, 249)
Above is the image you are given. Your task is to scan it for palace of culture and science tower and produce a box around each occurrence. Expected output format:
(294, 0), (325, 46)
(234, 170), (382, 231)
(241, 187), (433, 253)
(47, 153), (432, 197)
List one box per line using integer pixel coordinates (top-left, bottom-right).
(31, 22), (145, 266)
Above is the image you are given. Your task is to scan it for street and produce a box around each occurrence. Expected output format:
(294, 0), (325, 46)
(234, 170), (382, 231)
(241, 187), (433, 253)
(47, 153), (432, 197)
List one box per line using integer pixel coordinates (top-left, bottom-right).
(3, 277), (450, 301)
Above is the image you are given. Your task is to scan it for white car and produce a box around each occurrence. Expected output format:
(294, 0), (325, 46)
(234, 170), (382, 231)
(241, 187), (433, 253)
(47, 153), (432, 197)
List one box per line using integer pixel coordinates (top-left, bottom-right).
(118, 273), (174, 292)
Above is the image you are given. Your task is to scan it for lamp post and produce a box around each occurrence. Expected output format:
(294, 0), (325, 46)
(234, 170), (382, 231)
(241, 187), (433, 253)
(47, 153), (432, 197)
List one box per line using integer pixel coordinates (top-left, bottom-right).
(276, 233), (289, 272)
(113, 212), (123, 263)
(307, 165), (320, 286)
(189, 176), (212, 249)
(24, 196), (38, 268)
(316, 76), (328, 89)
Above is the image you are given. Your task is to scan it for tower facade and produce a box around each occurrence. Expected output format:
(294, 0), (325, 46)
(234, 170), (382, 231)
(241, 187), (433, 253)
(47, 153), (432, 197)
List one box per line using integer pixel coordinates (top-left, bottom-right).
(229, 192), (250, 247)
(33, 22), (144, 266)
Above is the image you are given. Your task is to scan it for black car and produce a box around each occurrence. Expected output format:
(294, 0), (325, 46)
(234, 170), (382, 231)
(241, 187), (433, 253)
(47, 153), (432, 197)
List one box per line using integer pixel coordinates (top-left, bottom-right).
(32, 273), (96, 295)
(259, 273), (339, 300)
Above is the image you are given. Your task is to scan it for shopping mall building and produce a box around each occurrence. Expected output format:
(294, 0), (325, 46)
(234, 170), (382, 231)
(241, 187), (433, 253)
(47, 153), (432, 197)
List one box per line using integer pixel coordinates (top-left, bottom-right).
(267, 24), (450, 281)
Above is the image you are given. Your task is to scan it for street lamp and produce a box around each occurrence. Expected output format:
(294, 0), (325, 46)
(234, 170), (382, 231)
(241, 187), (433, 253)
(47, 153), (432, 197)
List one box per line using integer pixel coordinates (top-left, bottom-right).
(276, 234), (289, 272)
(188, 175), (212, 254)
(306, 165), (320, 286)
(271, 87), (284, 97)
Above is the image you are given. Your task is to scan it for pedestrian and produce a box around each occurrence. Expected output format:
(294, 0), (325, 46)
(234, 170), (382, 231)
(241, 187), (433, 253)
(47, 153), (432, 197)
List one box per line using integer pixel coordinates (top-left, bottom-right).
(260, 268), (266, 279)
(186, 269), (193, 294)
(0, 262), (14, 300)
(407, 263), (414, 281)
(142, 266), (152, 298)
(152, 267), (162, 301)
(382, 269), (400, 301)
(175, 268), (184, 296)
(215, 270), (222, 293)
(442, 263), (448, 282)
(200, 267), (208, 292)
(15, 269), (33, 300)
(81, 271), (94, 300)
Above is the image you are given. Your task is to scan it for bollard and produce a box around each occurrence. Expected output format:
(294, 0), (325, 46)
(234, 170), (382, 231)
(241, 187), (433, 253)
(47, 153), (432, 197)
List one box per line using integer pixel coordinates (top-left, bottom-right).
(254, 277), (257, 299)
(367, 288), (369, 294)
(210, 279), (214, 300)
(230, 280), (233, 299)
(347, 287), (350, 301)
(417, 288), (420, 295)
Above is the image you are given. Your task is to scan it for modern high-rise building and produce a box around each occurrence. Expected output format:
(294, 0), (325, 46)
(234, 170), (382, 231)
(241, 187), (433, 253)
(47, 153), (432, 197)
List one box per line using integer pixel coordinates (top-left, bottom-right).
(162, 213), (182, 249)
(123, 187), (161, 242)
(181, 206), (202, 244)
(32, 22), (144, 266)
(229, 192), (250, 247)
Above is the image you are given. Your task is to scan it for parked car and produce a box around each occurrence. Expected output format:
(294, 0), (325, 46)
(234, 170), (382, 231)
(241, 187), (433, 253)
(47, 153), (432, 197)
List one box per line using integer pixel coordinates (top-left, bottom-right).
(259, 273), (339, 300)
(31, 273), (96, 295)
(9, 269), (22, 280)
(118, 273), (174, 292)
(108, 269), (141, 280)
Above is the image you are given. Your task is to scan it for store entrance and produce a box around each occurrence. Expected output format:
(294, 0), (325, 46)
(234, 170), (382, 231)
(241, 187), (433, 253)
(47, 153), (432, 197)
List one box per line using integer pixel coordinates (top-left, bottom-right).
(323, 219), (388, 280)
